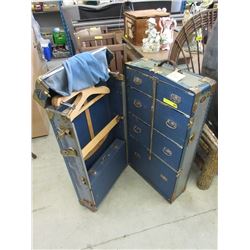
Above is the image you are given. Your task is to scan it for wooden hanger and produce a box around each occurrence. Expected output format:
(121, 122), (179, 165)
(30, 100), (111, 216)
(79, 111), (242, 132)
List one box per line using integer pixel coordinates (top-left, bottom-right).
(51, 86), (122, 161)
(52, 86), (110, 121)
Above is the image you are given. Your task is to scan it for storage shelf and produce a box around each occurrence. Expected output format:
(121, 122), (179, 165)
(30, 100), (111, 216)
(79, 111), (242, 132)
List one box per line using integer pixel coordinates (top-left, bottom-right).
(32, 10), (59, 14)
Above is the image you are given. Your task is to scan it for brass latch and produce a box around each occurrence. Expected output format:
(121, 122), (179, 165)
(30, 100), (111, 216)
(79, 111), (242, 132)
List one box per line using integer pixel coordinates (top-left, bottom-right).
(188, 133), (195, 144)
(160, 174), (168, 182)
(57, 127), (72, 139)
(46, 110), (54, 120)
(61, 147), (78, 157)
(188, 117), (195, 128)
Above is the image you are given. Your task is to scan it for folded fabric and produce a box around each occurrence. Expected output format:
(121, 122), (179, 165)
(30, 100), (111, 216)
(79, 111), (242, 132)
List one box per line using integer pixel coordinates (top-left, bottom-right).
(45, 49), (110, 96)
(63, 50), (110, 94)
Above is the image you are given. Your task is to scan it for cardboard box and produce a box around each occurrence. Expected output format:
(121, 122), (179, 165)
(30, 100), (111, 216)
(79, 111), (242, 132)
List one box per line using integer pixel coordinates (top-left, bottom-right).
(31, 29), (49, 138)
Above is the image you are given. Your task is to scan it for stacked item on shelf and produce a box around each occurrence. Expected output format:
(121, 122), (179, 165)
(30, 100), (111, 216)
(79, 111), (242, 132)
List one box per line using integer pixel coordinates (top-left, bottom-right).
(51, 28), (71, 58)
(32, 14), (52, 61)
(31, 1), (59, 13)
(40, 28), (70, 60)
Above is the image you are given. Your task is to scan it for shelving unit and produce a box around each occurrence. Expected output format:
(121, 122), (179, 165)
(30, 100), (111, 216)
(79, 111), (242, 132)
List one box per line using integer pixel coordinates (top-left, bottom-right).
(32, 1), (72, 59)
(32, 10), (60, 14)
(58, 1), (74, 56)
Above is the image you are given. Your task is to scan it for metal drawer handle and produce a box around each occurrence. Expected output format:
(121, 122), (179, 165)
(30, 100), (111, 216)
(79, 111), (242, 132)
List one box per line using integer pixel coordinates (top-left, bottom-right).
(134, 152), (141, 159)
(165, 119), (177, 129)
(89, 169), (97, 175)
(133, 125), (142, 134)
(160, 174), (168, 182)
(133, 99), (142, 108)
(133, 76), (142, 85)
(162, 147), (172, 157)
(101, 153), (110, 163)
(170, 93), (181, 104)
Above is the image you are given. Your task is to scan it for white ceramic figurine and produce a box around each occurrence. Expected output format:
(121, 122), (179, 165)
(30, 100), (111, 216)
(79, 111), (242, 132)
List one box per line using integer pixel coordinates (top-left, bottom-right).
(142, 18), (161, 53)
(159, 17), (177, 51)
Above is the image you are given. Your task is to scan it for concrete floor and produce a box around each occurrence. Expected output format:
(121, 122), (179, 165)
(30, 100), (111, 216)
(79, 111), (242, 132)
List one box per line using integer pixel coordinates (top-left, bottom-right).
(32, 126), (217, 250)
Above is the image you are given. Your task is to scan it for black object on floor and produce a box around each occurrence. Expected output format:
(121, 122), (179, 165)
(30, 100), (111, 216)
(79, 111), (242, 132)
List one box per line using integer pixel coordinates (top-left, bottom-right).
(32, 153), (37, 159)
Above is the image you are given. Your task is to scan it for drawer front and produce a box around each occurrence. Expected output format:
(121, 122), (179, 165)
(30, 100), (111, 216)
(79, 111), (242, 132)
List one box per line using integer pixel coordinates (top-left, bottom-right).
(128, 114), (150, 148)
(152, 130), (183, 172)
(154, 100), (190, 146)
(127, 87), (152, 124)
(128, 137), (177, 200)
(126, 67), (153, 96)
(89, 139), (126, 207)
(157, 79), (195, 116)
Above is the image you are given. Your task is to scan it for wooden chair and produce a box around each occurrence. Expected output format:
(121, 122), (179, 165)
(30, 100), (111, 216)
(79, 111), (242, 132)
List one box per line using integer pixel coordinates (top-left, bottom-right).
(74, 32), (118, 53)
(80, 44), (127, 74)
(169, 8), (218, 74)
(74, 25), (108, 33)
(169, 8), (218, 190)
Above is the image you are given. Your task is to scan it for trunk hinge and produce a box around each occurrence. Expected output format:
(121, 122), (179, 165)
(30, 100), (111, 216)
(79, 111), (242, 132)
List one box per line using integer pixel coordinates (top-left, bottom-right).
(61, 147), (78, 157)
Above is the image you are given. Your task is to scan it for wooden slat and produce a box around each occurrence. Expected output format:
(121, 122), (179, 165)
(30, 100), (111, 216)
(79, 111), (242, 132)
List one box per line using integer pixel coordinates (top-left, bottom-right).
(80, 43), (125, 52)
(84, 135), (108, 160)
(85, 108), (95, 139)
(82, 115), (121, 159)
(183, 26), (194, 72)
(74, 32), (118, 52)
(191, 16), (201, 74)
(80, 44), (126, 73)
(116, 50), (123, 73)
(70, 94), (106, 121)
(176, 40), (190, 71)
(110, 58), (116, 72)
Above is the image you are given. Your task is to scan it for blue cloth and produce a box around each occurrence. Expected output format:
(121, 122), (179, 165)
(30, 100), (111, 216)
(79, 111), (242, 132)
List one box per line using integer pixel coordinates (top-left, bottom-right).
(44, 49), (111, 96)
(62, 51), (110, 95)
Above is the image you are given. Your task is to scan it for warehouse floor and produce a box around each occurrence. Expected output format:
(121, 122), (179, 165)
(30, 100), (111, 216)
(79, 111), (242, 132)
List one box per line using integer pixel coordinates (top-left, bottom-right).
(32, 127), (217, 250)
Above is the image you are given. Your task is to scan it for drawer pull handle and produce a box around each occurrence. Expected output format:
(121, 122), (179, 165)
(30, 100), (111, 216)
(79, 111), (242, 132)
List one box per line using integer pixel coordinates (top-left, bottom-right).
(133, 125), (142, 134)
(160, 174), (168, 182)
(101, 153), (110, 163)
(133, 76), (142, 85)
(162, 147), (172, 157)
(170, 93), (181, 104)
(200, 95), (207, 103)
(134, 152), (141, 159)
(165, 119), (177, 129)
(133, 99), (142, 108)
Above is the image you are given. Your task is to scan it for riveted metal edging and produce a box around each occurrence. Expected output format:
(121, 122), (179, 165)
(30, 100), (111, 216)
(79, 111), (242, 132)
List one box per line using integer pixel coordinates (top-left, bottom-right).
(148, 78), (157, 160)
(121, 79), (129, 164)
(57, 127), (73, 139)
(46, 110), (54, 120)
(201, 77), (217, 93)
(79, 199), (97, 212)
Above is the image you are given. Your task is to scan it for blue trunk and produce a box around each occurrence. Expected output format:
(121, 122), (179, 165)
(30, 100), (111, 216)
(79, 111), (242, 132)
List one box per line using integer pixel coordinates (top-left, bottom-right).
(34, 57), (216, 211)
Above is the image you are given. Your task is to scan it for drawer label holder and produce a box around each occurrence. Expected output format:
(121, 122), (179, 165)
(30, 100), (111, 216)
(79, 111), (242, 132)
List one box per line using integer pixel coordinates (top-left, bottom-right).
(163, 98), (178, 109)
